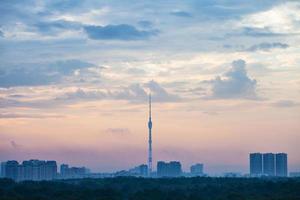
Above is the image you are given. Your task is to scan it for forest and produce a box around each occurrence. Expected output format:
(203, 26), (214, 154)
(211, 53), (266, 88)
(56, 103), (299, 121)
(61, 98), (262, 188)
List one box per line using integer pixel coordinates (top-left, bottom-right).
(0, 177), (299, 200)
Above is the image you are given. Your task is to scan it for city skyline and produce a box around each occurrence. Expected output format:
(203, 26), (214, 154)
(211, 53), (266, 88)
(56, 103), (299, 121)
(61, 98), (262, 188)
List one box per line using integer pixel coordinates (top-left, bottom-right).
(0, 1), (300, 174)
(2, 152), (293, 180)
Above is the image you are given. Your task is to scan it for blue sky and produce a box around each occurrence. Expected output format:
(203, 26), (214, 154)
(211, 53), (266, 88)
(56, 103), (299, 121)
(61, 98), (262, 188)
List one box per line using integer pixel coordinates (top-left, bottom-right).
(0, 0), (300, 174)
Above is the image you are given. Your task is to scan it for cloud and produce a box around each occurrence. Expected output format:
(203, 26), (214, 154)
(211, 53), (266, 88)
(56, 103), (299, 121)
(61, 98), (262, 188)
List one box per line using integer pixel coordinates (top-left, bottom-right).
(0, 30), (3, 37)
(10, 141), (20, 149)
(105, 128), (130, 134)
(113, 83), (148, 102)
(57, 88), (107, 101)
(272, 100), (299, 108)
(189, 0), (283, 20)
(0, 1), (38, 25)
(0, 113), (64, 119)
(225, 26), (290, 39)
(47, 60), (95, 75)
(0, 67), (59, 87)
(185, 87), (207, 96)
(0, 97), (23, 108)
(144, 80), (180, 102)
(240, 27), (283, 37)
(245, 42), (289, 52)
(33, 20), (82, 35)
(46, 0), (84, 13)
(206, 59), (258, 99)
(8, 94), (26, 98)
(21, 81), (181, 108)
(84, 24), (158, 40)
(170, 11), (192, 18)
(111, 80), (180, 103)
(224, 42), (289, 52)
(239, 2), (300, 36)
(138, 20), (153, 29)
(61, 81), (180, 103)
(126, 67), (146, 75)
(0, 59), (95, 87)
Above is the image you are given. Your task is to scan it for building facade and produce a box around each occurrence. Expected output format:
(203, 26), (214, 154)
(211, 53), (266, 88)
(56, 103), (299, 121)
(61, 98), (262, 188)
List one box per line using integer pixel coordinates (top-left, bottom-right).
(60, 164), (87, 179)
(275, 153), (287, 177)
(190, 163), (204, 176)
(157, 161), (182, 177)
(3, 161), (19, 180)
(1, 160), (57, 181)
(249, 152), (288, 177)
(263, 153), (275, 176)
(1, 162), (7, 177)
(250, 153), (263, 176)
(139, 164), (148, 177)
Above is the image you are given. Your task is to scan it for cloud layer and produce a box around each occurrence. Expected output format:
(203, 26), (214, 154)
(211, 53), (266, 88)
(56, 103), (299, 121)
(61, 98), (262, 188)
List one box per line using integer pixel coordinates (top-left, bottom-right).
(58, 80), (179, 103)
(0, 60), (96, 87)
(245, 42), (289, 52)
(84, 24), (158, 40)
(208, 60), (257, 99)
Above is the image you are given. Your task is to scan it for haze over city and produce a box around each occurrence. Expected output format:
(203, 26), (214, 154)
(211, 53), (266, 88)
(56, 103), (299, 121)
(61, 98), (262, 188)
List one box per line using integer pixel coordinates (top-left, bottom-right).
(0, 0), (299, 175)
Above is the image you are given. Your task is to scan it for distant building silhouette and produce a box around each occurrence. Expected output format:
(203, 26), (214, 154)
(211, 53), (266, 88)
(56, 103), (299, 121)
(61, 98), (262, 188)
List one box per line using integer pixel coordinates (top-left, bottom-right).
(60, 164), (69, 178)
(139, 164), (148, 177)
(190, 163), (204, 176)
(157, 161), (182, 177)
(1, 160), (57, 181)
(289, 172), (300, 177)
(223, 172), (243, 178)
(249, 152), (288, 177)
(263, 153), (275, 176)
(250, 153), (263, 176)
(2, 161), (18, 180)
(276, 153), (287, 177)
(0, 162), (6, 177)
(123, 164), (148, 177)
(60, 164), (87, 179)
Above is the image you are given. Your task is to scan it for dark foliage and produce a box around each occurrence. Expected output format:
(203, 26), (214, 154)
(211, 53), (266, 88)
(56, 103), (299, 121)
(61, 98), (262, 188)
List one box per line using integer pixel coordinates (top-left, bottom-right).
(0, 177), (300, 200)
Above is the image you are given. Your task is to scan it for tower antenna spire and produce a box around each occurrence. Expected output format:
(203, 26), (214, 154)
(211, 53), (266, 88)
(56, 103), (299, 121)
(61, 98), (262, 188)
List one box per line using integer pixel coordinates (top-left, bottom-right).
(149, 93), (151, 119)
(148, 92), (153, 176)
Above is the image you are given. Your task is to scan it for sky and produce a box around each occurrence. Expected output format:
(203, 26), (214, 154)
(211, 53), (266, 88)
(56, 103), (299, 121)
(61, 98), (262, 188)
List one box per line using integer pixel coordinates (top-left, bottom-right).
(0, 0), (300, 175)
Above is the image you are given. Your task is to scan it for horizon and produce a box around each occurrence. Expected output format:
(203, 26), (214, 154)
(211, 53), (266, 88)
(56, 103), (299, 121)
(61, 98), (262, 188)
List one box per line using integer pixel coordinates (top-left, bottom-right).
(0, 0), (299, 175)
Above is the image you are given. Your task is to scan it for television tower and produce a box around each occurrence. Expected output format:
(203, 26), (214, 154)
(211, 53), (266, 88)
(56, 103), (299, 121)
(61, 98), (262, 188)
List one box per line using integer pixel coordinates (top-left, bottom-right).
(148, 93), (153, 176)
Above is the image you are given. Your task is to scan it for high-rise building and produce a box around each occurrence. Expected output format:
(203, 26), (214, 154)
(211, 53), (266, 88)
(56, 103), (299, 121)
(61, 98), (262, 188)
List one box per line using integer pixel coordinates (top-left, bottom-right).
(60, 164), (69, 177)
(190, 163), (204, 176)
(45, 161), (58, 180)
(157, 161), (182, 177)
(127, 164), (148, 177)
(276, 153), (287, 177)
(59, 164), (87, 179)
(1, 160), (57, 181)
(169, 161), (182, 177)
(1, 162), (6, 177)
(250, 153), (263, 176)
(249, 152), (288, 177)
(139, 164), (148, 177)
(22, 160), (33, 180)
(263, 153), (275, 176)
(4, 160), (19, 180)
(157, 161), (167, 177)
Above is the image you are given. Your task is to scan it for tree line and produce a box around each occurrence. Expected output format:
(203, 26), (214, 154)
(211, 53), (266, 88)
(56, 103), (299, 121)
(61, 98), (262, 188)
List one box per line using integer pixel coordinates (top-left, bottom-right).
(0, 177), (299, 200)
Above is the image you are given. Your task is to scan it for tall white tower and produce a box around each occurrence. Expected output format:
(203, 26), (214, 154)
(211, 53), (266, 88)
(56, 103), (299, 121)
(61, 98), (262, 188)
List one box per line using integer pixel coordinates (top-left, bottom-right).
(148, 93), (152, 176)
